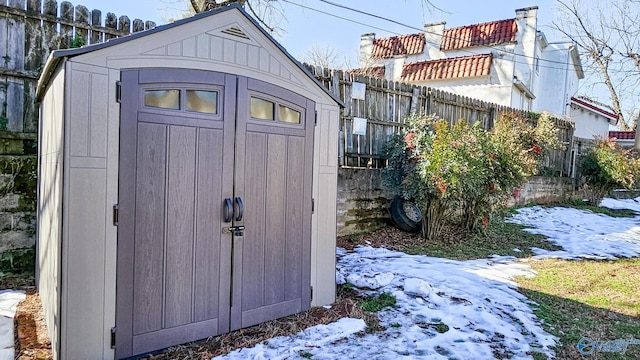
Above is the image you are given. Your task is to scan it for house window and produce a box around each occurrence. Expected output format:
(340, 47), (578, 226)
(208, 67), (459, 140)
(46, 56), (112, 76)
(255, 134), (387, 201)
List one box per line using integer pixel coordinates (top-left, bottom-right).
(535, 56), (540, 74)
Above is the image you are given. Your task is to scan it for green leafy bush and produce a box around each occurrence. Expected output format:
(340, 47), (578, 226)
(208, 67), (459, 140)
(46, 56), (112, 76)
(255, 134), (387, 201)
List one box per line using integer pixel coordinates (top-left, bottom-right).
(383, 112), (561, 240)
(580, 138), (640, 204)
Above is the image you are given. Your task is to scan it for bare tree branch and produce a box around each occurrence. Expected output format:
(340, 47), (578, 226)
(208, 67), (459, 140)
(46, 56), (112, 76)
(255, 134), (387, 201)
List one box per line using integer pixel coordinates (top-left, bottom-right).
(554, 0), (640, 130)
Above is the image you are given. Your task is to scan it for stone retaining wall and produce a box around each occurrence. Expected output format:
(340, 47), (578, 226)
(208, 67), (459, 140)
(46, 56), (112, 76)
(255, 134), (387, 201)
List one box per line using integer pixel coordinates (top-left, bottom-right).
(336, 168), (576, 236)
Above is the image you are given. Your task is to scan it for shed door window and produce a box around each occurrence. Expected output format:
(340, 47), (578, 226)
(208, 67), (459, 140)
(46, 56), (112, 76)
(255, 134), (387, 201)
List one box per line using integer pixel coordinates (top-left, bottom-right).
(144, 89), (180, 109)
(251, 96), (302, 125)
(186, 90), (218, 114)
(250, 97), (274, 120)
(278, 105), (301, 124)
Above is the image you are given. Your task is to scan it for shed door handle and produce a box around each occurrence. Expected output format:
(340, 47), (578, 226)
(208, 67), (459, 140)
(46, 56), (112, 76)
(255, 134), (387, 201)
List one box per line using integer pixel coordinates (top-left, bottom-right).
(234, 197), (244, 222)
(223, 198), (233, 223)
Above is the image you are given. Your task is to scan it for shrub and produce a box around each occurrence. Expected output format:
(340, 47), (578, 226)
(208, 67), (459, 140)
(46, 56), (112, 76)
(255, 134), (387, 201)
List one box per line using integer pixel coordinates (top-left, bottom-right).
(383, 112), (561, 241)
(580, 138), (640, 204)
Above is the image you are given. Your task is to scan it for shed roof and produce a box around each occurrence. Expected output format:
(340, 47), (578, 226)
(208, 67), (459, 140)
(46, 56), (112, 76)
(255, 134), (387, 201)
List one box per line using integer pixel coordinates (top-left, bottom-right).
(36, 4), (343, 107)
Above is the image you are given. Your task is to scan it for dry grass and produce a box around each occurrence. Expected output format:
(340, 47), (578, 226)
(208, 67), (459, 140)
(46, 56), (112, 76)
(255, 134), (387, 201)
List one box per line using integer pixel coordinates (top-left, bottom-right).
(142, 286), (380, 359)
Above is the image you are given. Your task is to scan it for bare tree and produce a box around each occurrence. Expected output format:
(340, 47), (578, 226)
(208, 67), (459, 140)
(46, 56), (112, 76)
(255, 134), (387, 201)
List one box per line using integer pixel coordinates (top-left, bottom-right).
(188, 0), (285, 32)
(553, 0), (640, 130)
(301, 44), (354, 70)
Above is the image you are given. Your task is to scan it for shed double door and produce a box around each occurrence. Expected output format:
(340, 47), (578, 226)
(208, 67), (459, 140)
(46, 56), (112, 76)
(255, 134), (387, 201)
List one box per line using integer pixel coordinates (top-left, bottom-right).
(115, 69), (314, 359)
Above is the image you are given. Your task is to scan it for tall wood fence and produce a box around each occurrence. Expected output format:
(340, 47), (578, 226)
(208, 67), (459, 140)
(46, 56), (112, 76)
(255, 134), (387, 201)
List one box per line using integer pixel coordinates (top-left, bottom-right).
(0, 0), (155, 153)
(307, 66), (575, 176)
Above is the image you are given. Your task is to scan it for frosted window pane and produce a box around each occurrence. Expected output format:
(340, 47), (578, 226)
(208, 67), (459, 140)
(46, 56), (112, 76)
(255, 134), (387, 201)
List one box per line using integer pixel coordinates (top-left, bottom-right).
(278, 105), (301, 124)
(186, 90), (218, 114)
(250, 97), (274, 120)
(144, 90), (180, 109)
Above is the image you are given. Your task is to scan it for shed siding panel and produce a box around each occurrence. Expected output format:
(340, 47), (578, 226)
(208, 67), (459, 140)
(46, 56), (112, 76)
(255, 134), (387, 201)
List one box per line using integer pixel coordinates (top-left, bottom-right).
(196, 34), (209, 59)
(247, 45), (259, 69)
(210, 36), (223, 61)
(223, 38), (235, 63)
(69, 71), (90, 156)
(313, 171), (337, 306)
(167, 41), (181, 56)
(310, 104), (338, 307)
(183, 36), (197, 57)
(258, 47), (269, 72)
(37, 67), (65, 360)
(102, 69), (121, 359)
(90, 72), (108, 157)
(236, 42), (248, 66)
(64, 168), (107, 358)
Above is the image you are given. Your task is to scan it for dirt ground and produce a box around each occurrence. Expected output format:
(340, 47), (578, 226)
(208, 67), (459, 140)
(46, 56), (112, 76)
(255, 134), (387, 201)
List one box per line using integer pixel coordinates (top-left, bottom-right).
(3, 229), (391, 360)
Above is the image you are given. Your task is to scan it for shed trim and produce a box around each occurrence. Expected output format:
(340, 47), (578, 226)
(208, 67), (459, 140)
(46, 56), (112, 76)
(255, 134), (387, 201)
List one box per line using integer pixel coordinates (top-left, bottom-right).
(35, 4), (344, 107)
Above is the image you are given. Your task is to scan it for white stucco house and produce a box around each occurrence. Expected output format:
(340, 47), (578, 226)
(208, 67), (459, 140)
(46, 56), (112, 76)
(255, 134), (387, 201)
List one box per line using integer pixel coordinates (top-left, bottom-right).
(569, 96), (618, 139)
(358, 6), (584, 116)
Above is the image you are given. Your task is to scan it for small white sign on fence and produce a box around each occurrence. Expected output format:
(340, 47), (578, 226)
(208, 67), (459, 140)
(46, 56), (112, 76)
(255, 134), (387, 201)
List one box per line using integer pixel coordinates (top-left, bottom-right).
(352, 82), (366, 100)
(353, 117), (368, 135)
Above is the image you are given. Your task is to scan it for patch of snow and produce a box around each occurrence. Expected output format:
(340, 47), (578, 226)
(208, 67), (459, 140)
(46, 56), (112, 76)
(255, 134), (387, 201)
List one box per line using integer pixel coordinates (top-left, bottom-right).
(0, 290), (26, 360)
(508, 205), (640, 260)
(214, 318), (366, 360)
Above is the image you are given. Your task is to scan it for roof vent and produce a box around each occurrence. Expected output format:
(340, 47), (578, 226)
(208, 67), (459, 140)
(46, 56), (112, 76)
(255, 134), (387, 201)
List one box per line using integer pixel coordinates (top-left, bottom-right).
(221, 26), (250, 40)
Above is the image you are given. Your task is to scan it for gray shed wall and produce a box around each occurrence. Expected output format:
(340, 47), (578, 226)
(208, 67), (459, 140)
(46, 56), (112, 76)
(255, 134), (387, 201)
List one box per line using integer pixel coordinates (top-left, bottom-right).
(37, 8), (339, 359)
(37, 65), (65, 360)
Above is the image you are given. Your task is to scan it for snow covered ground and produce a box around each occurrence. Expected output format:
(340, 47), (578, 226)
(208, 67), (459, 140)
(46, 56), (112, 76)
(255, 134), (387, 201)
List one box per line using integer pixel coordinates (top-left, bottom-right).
(216, 197), (640, 360)
(0, 290), (25, 360)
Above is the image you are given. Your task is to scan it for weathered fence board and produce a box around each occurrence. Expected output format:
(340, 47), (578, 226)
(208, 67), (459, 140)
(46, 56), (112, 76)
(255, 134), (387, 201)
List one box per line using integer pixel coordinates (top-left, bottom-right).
(304, 65), (575, 174)
(0, 0), (156, 149)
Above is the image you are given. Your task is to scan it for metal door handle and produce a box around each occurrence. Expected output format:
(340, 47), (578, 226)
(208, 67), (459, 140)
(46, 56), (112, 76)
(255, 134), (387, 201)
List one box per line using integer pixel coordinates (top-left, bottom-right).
(234, 197), (244, 221)
(223, 198), (233, 222)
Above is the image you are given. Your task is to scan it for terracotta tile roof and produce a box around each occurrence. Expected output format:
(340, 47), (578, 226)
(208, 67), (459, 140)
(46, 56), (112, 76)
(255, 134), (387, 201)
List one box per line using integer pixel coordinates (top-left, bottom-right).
(571, 96), (619, 122)
(401, 54), (492, 81)
(441, 19), (517, 50)
(348, 66), (385, 78)
(371, 33), (425, 59)
(609, 131), (635, 140)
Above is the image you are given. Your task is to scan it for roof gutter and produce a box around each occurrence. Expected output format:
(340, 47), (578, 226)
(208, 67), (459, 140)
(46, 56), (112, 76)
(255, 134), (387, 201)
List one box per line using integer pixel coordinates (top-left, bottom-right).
(513, 77), (536, 99)
(36, 54), (65, 102)
(570, 45), (585, 79)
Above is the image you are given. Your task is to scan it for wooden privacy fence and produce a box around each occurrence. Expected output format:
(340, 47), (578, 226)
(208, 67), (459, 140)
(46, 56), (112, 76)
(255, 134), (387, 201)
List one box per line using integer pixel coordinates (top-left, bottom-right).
(307, 65), (575, 176)
(0, 0), (155, 153)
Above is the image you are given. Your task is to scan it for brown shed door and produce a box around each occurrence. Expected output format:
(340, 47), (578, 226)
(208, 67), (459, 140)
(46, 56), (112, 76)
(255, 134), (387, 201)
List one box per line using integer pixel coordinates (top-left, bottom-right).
(116, 70), (314, 359)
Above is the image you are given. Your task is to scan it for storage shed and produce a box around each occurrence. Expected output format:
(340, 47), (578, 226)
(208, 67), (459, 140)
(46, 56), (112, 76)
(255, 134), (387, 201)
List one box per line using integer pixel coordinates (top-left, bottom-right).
(35, 5), (341, 359)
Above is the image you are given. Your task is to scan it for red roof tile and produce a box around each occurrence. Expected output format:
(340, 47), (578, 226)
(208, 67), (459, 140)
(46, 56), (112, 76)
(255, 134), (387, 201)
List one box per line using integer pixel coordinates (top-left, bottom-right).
(441, 19), (517, 51)
(401, 54), (492, 81)
(348, 66), (385, 78)
(609, 131), (635, 140)
(371, 34), (425, 59)
(571, 97), (619, 121)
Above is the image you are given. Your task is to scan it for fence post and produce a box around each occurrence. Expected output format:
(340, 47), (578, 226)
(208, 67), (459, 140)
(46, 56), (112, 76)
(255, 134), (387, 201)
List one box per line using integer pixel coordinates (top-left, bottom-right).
(410, 86), (419, 115)
(564, 125), (575, 178)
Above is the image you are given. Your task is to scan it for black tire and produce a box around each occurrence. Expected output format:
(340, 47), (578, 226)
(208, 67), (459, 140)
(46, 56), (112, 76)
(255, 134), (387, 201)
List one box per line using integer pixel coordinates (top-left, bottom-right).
(390, 196), (422, 233)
